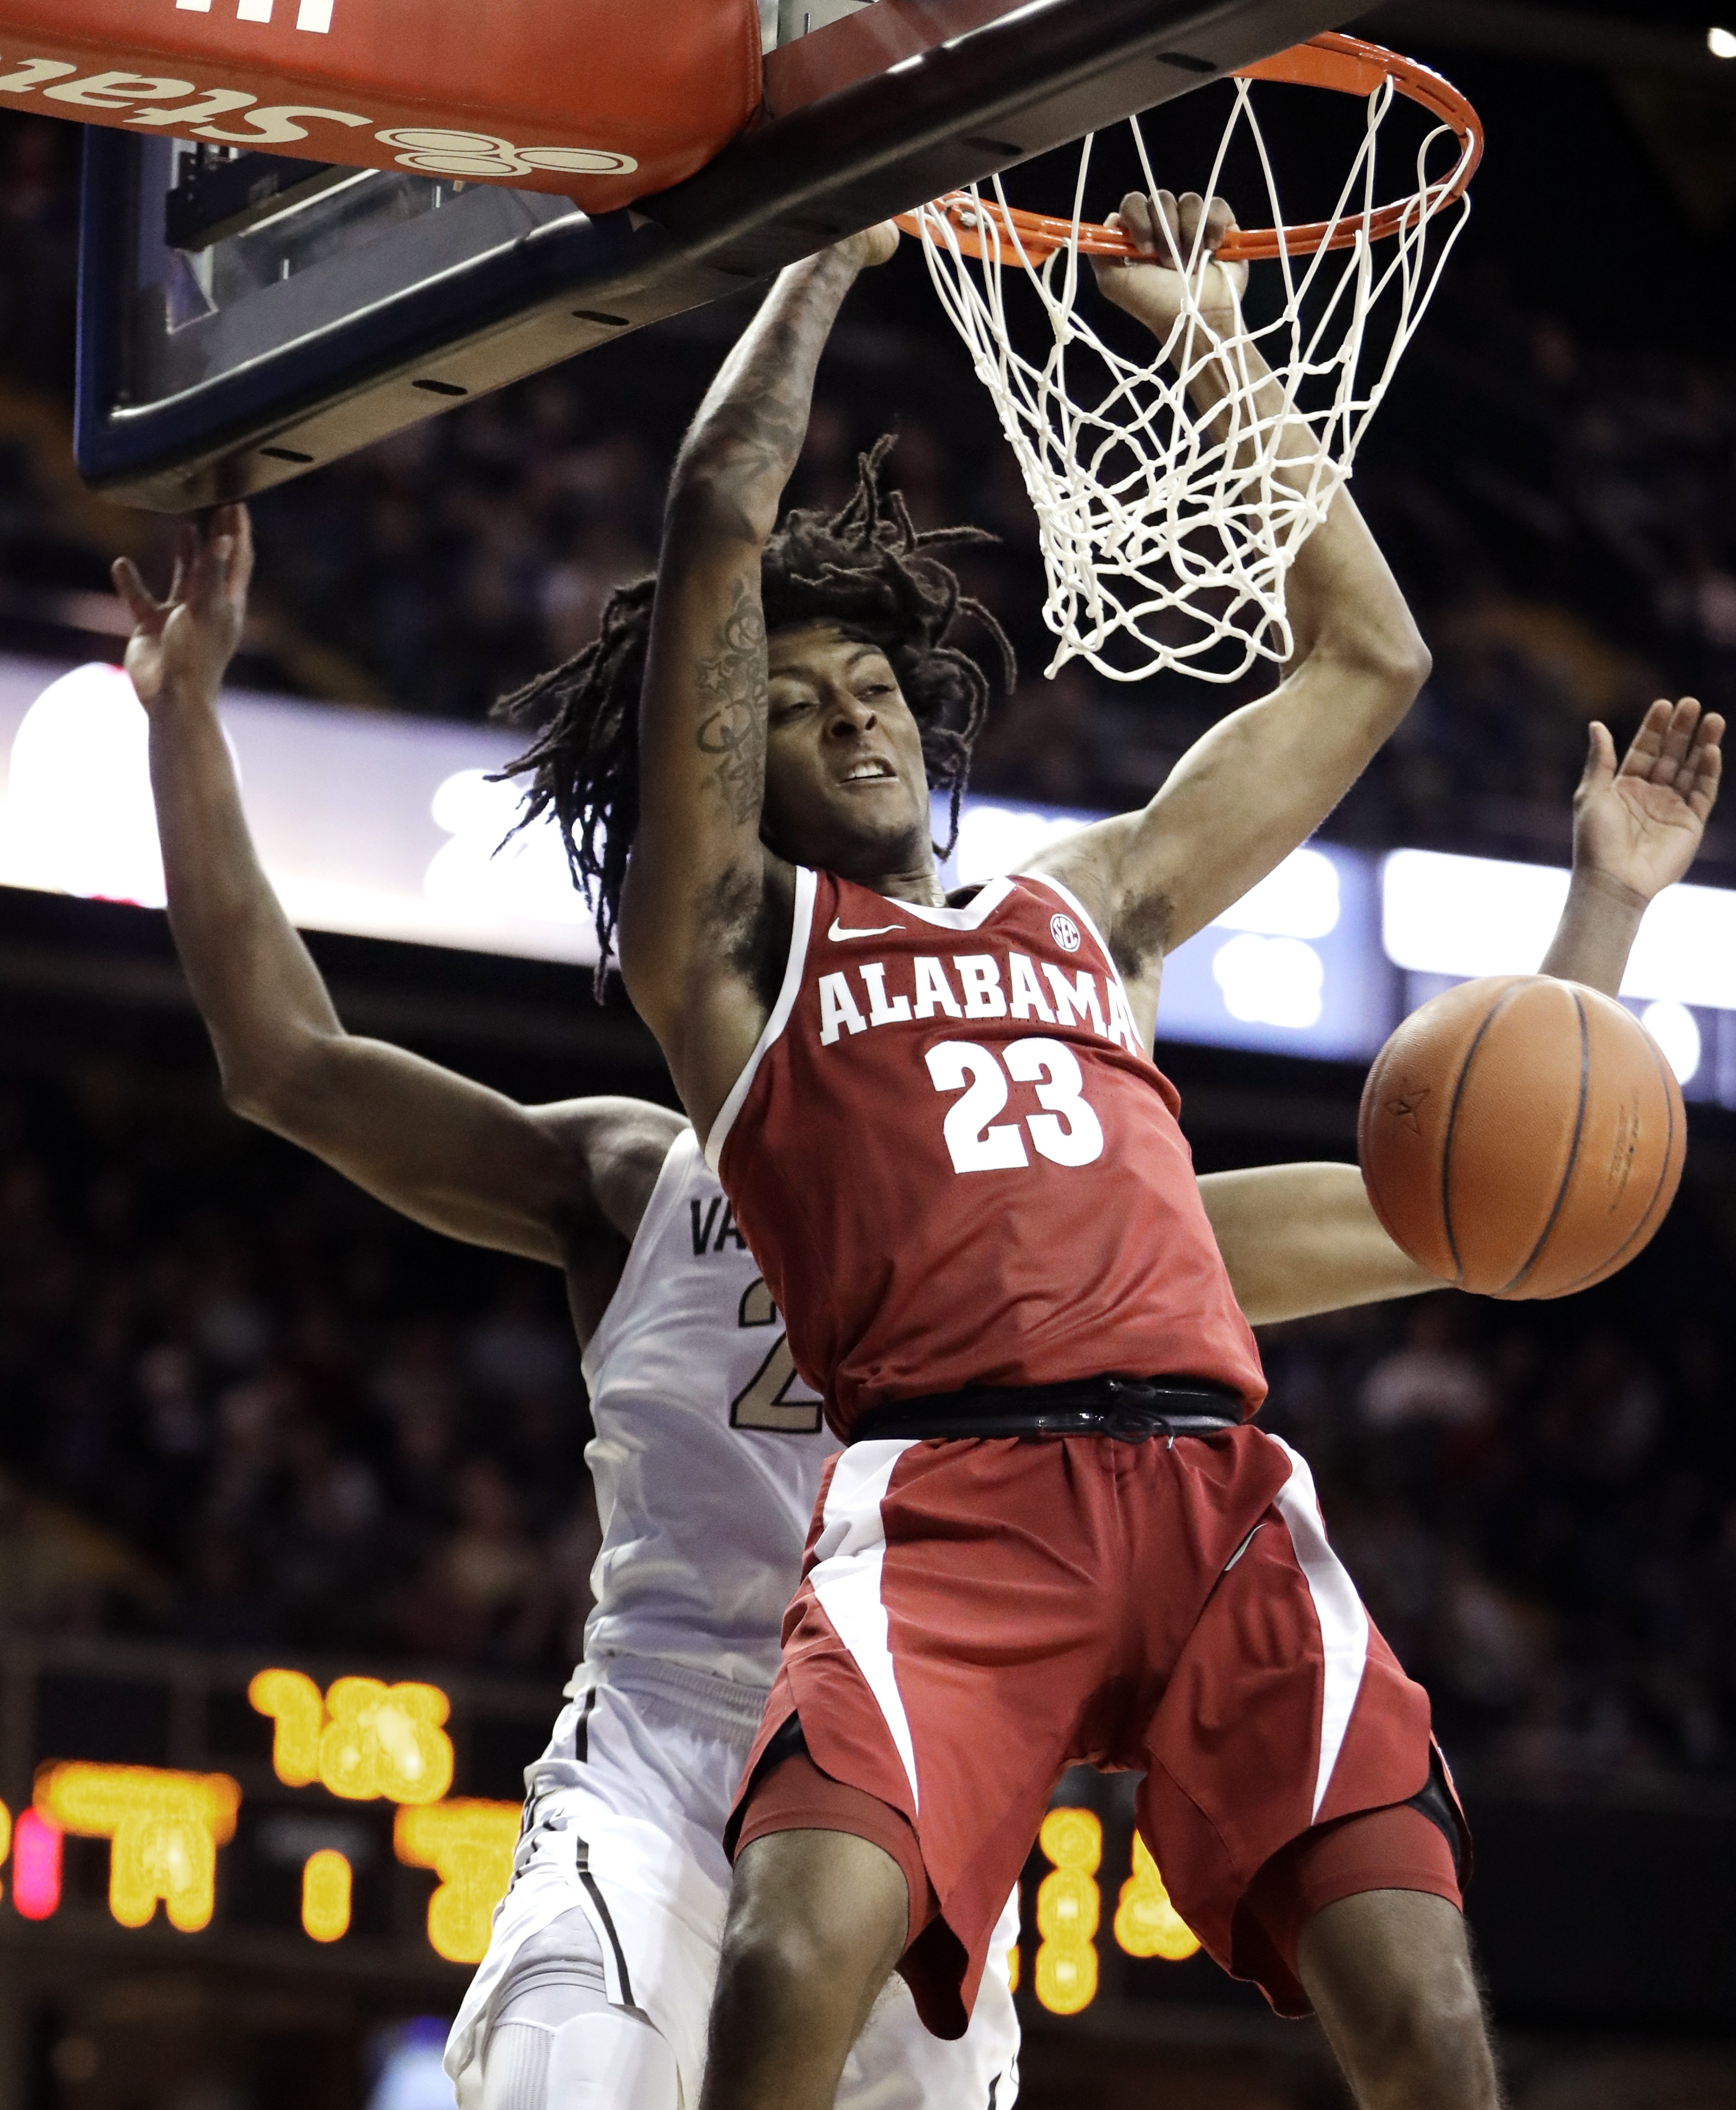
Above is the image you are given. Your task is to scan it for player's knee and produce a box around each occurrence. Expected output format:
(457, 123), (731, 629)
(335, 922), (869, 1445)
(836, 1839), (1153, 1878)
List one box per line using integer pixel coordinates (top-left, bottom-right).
(718, 1828), (908, 2036)
(715, 1898), (866, 2033)
(1353, 1946), (1494, 2104)
(1299, 1891), (1497, 2106)
(547, 2008), (679, 2110)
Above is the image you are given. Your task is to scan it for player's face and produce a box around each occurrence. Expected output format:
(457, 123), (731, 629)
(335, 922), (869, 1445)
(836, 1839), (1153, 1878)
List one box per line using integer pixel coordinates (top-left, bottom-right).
(762, 624), (933, 879)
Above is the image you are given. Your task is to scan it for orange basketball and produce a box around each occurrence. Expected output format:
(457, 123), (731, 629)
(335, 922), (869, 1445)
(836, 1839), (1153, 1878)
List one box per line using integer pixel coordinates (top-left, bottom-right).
(1358, 976), (1686, 1299)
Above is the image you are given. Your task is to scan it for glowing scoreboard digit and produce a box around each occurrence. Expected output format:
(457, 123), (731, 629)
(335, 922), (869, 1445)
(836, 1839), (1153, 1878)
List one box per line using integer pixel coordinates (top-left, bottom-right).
(0, 1649), (531, 1970)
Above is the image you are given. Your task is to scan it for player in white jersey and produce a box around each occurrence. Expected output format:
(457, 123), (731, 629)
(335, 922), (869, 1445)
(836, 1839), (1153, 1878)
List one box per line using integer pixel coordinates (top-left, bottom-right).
(115, 513), (1721, 2107)
(437, 1127), (1032, 2110)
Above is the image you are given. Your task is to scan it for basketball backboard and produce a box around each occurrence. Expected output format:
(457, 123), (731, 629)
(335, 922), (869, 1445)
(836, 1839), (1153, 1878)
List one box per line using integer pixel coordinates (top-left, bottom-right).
(68, 0), (1354, 511)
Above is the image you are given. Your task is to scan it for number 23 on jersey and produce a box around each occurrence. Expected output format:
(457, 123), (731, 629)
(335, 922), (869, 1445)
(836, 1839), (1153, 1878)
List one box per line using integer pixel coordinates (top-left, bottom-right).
(927, 1035), (1105, 1174)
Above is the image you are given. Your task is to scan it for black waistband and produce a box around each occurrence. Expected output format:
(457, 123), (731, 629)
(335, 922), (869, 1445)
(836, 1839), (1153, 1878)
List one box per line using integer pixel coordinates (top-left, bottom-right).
(847, 1376), (1244, 1446)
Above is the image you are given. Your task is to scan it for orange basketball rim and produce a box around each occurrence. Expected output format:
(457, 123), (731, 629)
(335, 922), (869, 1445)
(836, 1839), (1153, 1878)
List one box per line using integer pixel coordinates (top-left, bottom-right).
(0, 0), (762, 209)
(896, 32), (1485, 264)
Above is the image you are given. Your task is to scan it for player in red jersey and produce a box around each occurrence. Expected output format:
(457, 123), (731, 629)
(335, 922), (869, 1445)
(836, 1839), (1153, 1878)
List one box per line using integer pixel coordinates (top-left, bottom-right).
(499, 190), (1724, 2110)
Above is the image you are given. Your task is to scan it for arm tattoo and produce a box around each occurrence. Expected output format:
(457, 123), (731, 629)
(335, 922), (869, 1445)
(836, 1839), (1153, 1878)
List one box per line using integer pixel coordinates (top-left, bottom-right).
(693, 579), (768, 827)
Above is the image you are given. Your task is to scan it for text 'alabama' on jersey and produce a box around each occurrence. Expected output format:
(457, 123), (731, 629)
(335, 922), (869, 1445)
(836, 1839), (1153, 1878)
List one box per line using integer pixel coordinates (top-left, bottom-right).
(706, 868), (1266, 1438)
(578, 1126), (834, 1690)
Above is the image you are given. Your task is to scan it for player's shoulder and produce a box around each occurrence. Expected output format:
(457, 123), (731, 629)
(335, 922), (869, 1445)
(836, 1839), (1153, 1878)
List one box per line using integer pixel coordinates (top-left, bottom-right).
(1017, 822), (1168, 986)
(527, 1096), (691, 1242)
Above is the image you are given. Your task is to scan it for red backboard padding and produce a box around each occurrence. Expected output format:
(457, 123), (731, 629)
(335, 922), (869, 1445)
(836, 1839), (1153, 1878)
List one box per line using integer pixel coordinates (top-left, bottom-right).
(0, 0), (761, 207)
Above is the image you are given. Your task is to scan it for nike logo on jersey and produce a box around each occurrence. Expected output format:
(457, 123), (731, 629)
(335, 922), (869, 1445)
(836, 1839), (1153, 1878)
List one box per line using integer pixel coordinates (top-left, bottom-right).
(828, 917), (904, 941)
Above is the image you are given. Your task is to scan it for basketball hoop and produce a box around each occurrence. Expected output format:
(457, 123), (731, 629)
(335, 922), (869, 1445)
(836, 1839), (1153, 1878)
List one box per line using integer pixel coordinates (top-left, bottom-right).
(895, 34), (1484, 684)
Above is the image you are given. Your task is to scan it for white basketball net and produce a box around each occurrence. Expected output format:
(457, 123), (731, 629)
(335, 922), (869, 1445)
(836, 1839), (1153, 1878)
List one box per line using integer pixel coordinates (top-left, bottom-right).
(908, 73), (1474, 682)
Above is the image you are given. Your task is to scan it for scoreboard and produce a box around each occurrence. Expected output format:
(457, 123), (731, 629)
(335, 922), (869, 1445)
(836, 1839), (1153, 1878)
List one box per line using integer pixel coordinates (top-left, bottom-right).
(0, 1633), (1216, 2019)
(0, 1634), (546, 1977)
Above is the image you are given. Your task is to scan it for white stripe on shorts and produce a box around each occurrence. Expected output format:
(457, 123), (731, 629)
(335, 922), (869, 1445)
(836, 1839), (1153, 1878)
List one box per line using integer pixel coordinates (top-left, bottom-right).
(1265, 1434), (1370, 1823)
(809, 1439), (920, 1812)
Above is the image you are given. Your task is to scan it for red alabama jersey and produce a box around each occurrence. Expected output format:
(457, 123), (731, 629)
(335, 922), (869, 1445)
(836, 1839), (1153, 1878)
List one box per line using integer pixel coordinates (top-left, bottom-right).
(707, 866), (1266, 1439)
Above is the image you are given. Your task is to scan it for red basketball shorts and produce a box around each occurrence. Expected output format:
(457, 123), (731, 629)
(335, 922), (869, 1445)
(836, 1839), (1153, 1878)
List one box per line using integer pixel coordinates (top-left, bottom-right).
(728, 1427), (1456, 2036)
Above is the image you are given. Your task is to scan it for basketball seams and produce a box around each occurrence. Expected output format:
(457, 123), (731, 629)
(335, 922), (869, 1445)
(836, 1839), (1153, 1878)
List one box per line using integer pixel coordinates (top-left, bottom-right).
(1545, 1014), (1685, 1299)
(1363, 974), (1682, 1303)
(1494, 985), (1591, 1299)
(1355, 1041), (1409, 1253)
(1439, 977), (1528, 1288)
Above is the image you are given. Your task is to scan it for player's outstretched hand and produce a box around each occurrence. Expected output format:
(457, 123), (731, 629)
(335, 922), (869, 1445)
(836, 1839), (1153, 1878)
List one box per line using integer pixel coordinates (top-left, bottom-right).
(1091, 189), (1247, 344)
(1573, 698), (1724, 904)
(837, 220), (900, 271)
(112, 502), (254, 713)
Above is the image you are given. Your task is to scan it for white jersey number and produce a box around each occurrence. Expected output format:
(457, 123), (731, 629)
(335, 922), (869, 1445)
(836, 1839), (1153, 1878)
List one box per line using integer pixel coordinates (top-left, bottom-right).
(925, 1037), (1105, 1175)
(730, 1277), (823, 1433)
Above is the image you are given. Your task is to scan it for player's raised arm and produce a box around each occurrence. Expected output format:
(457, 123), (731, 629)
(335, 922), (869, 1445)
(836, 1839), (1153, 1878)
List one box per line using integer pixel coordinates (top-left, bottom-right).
(116, 508), (680, 1304)
(617, 227), (897, 1134)
(1029, 190), (1430, 1021)
(1539, 697), (1723, 992)
(1202, 700), (1724, 1324)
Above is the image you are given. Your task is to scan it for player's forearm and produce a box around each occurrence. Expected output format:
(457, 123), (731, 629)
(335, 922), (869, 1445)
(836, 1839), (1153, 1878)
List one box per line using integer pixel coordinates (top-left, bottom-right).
(669, 249), (861, 545)
(1202, 1162), (1437, 1324)
(623, 256), (859, 1041)
(1538, 870), (1646, 997)
(1182, 342), (1427, 691)
(148, 679), (343, 1114)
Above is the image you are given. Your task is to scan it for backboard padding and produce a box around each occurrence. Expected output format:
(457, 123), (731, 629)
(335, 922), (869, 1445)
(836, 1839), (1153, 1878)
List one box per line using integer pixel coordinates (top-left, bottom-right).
(76, 0), (1354, 510)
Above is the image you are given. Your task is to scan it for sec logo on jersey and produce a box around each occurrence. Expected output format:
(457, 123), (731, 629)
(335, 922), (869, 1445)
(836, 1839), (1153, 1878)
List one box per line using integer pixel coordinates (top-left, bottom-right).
(1050, 912), (1081, 953)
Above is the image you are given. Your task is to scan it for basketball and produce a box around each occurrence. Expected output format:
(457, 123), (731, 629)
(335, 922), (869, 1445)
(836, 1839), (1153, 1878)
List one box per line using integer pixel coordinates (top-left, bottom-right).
(1358, 975), (1686, 1300)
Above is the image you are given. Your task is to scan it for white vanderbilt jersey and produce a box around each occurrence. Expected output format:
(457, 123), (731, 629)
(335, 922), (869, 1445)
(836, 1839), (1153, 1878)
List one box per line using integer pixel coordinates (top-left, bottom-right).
(578, 1125), (835, 1689)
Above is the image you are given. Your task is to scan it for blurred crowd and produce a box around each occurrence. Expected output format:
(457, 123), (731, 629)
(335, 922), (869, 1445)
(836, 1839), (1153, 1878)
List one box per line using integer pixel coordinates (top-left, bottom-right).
(1260, 1290), (1736, 1790)
(0, 1068), (600, 1674)
(3, 1057), (1735, 1793)
(4, 115), (1736, 876)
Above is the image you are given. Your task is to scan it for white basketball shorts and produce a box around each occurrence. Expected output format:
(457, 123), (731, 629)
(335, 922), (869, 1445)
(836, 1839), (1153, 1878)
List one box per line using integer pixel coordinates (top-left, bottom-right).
(445, 1659), (1021, 2110)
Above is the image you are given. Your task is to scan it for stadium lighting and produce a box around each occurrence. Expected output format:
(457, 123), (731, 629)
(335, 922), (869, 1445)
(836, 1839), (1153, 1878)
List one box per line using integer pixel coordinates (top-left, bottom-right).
(0, 663), (166, 906)
(1641, 1000), (1702, 1084)
(1382, 850), (1736, 1012)
(1212, 845), (1340, 940)
(1212, 933), (1326, 1029)
(424, 767), (593, 930)
(1708, 25), (1736, 57)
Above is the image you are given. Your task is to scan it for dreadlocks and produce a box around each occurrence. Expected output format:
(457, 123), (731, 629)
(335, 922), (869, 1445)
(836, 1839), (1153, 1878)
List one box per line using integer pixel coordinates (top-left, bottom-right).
(494, 435), (1016, 990)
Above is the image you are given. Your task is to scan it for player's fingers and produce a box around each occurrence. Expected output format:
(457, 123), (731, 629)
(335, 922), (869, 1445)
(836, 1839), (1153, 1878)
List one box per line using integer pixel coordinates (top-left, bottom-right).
(186, 519), (227, 608)
(168, 523), (196, 605)
(208, 500), (244, 552)
(1201, 193), (1238, 250)
(231, 503), (256, 599)
(1175, 191), (1210, 261)
(1146, 190), (1186, 268)
(1116, 192), (1160, 260)
(1618, 697), (1673, 776)
(111, 555), (159, 625)
(1656, 697), (1704, 787)
(1687, 714), (1724, 821)
(1579, 720), (1616, 793)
